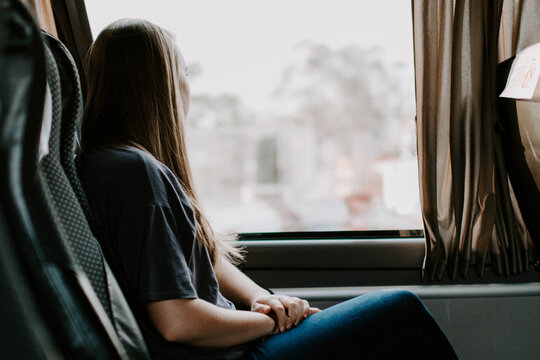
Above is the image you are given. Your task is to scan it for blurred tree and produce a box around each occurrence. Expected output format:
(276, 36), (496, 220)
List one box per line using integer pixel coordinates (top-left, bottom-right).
(189, 93), (254, 127)
(273, 42), (412, 155)
(186, 62), (255, 128)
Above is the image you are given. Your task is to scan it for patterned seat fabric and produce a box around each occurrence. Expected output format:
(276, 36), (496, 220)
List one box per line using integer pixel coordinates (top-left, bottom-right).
(41, 34), (112, 320)
(42, 32), (150, 359)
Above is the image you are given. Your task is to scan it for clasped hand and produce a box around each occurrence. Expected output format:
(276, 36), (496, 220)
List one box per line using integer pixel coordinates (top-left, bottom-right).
(251, 295), (320, 334)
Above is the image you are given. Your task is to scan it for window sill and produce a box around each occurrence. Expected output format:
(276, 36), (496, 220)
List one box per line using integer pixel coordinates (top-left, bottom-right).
(240, 237), (426, 269)
(272, 282), (540, 301)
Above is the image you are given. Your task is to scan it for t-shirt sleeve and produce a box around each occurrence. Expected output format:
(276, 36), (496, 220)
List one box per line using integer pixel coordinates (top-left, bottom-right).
(117, 204), (198, 303)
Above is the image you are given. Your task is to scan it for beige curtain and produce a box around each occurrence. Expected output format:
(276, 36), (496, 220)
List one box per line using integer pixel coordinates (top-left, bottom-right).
(23, 0), (58, 36)
(50, 0), (94, 94)
(413, 0), (539, 280)
(499, 0), (540, 62)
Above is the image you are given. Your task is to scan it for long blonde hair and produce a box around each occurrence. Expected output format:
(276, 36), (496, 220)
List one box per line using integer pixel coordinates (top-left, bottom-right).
(82, 19), (242, 264)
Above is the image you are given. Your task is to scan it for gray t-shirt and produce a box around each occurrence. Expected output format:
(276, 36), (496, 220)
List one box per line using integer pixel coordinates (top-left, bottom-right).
(79, 145), (253, 360)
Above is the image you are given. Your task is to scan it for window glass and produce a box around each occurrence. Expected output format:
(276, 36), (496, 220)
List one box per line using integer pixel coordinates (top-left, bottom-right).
(85, 0), (422, 233)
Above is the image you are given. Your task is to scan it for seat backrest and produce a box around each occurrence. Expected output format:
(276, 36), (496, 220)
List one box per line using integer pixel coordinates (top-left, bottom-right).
(0, 0), (149, 358)
(0, 203), (61, 359)
(42, 31), (150, 359)
(41, 37), (114, 318)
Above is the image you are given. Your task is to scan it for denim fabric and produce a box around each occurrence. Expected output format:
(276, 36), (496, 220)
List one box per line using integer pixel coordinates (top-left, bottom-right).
(246, 289), (457, 360)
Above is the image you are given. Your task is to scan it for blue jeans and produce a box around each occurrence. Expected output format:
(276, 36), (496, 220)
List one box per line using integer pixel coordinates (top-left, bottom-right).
(246, 290), (457, 360)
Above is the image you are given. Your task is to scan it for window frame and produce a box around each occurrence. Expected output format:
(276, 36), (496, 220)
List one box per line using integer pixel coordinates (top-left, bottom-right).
(239, 229), (424, 241)
(82, 0), (424, 235)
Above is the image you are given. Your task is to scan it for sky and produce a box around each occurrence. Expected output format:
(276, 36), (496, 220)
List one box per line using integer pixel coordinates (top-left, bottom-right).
(85, 0), (415, 114)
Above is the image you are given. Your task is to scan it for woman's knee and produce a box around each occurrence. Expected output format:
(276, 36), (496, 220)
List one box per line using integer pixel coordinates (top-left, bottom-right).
(374, 289), (427, 316)
(382, 289), (421, 304)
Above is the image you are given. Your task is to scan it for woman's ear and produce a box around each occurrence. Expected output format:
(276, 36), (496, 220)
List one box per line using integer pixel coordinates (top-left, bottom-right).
(177, 51), (191, 117)
(179, 80), (190, 118)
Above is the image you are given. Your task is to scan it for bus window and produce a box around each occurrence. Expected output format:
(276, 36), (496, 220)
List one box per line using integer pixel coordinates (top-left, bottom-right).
(85, 0), (421, 234)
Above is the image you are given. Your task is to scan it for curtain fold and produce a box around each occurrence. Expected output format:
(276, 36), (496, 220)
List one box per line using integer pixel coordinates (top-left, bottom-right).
(499, 0), (540, 62)
(413, 0), (538, 280)
(23, 0), (58, 36)
(50, 0), (93, 94)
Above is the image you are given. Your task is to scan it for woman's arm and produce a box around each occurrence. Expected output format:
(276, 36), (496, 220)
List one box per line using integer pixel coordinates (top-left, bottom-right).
(147, 298), (275, 347)
(214, 257), (320, 333)
(214, 256), (270, 308)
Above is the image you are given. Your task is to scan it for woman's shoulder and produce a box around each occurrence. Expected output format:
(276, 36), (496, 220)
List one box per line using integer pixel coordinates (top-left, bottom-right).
(81, 145), (159, 180)
(80, 145), (185, 208)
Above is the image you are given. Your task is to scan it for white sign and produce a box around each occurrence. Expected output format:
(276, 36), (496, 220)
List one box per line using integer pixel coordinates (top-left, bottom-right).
(500, 43), (540, 100)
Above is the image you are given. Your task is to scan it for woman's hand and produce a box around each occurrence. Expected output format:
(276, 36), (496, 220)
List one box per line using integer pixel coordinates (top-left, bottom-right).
(212, 259), (319, 335)
(251, 295), (320, 333)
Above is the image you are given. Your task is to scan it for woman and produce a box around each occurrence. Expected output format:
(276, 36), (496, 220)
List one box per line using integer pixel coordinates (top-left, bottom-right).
(79, 18), (457, 360)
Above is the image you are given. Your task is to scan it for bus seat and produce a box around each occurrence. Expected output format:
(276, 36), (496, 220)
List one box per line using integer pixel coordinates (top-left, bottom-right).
(46, 29), (94, 225)
(41, 30), (151, 359)
(0, 0), (118, 357)
(0, 0), (149, 358)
